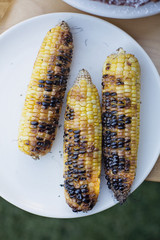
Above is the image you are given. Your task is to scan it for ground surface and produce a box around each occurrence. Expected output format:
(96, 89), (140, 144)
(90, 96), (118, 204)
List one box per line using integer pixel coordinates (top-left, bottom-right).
(0, 181), (159, 240)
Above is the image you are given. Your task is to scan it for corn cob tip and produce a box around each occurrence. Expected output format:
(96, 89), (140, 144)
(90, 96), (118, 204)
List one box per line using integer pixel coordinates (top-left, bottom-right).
(114, 190), (129, 205)
(58, 21), (70, 30)
(32, 156), (40, 160)
(116, 47), (125, 55)
(75, 69), (92, 85)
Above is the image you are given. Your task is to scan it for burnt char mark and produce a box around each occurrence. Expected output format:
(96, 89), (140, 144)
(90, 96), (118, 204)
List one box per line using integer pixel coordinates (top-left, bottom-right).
(64, 127), (97, 210)
(31, 139), (51, 155)
(53, 79), (67, 86)
(102, 75), (116, 87)
(105, 175), (112, 189)
(46, 80), (53, 85)
(38, 48), (72, 95)
(58, 49), (72, 62)
(36, 92), (63, 110)
(103, 140), (131, 173)
(38, 121), (57, 135)
(106, 65), (110, 70)
(43, 94), (50, 98)
(113, 177), (130, 204)
(39, 80), (45, 83)
(102, 93), (132, 138)
(47, 70), (54, 74)
(45, 74), (68, 86)
(41, 140), (51, 148)
(50, 97), (62, 108)
(42, 102), (50, 107)
(111, 178), (130, 204)
(65, 105), (75, 121)
(74, 130), (80, 134)
(57, 56), (70, 65)
(102, 74), (109, 82)
(125, 160), (130, 172)
(70, 197), (96, 212)
(36, 136), (43, 141)
(38, 84), (44, 88)
(116, 78), (124, 85)
(125, 117), (132, 124)
(39, 124), (46, 130)
(30, 121), (38, 126)
(118, 158), (125, 171)
(44, 87), (52, 92)
(56, 63), (62, 67)
(71, 199), (95, 212)
(62, 31), (73, 46)
(47, 74), (53, 80)
(105, 173), (130, 203)
(102, 92), (131, 111)
(125, 98), (131, 108)
(65, 178), (92, 208)
(114, 191), (129, 205)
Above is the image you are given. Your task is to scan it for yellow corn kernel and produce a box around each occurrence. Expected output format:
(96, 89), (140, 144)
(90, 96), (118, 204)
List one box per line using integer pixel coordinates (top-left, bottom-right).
(63, 69), (102, 212)
(18, 21), (73, 159)
(102, 48), (140, 204)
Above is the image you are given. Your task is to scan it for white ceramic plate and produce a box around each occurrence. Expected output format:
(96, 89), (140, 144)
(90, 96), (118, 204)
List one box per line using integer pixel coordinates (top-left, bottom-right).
(0, 13), (160, 218)
(63, 0), (160, 19)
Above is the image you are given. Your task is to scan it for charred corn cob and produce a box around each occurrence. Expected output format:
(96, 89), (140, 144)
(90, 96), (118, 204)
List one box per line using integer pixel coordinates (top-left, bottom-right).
(18, 21), (73, 159)
(63, 69), (102, 212)
(102, 48), (140, 203)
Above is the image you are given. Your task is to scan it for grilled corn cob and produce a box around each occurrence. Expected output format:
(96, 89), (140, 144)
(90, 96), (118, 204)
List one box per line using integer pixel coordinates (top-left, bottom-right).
(63, 69), (102, 212)
(18, 21), (73, 159)
(102, 48), (140, 203)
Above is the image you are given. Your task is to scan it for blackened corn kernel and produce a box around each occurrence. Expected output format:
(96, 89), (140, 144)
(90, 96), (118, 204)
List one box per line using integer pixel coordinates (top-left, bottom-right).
(38, 84), (44, 88)
(18, 21), (73, 159)
(31, 121), (38, 125)
(39, 80), (45, 83)
(102, 48), (140, 204)
(64, 69), (102, 212)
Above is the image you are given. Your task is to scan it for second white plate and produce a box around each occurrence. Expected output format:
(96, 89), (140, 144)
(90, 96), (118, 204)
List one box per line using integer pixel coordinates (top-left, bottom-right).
(63, 0), (160, 19)
(0, 13), (160, 218)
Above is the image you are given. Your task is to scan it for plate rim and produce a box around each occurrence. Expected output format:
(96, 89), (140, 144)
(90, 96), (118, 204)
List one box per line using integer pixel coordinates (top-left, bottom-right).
(0, 12), (160, 218)
(63, 0), (160, 19)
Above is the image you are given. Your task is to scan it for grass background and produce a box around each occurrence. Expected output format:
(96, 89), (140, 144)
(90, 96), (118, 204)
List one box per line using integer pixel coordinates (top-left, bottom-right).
(0, 181), (159, 240)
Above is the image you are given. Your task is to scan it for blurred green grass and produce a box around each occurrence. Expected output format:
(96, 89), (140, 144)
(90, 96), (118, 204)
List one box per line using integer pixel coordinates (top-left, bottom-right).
(0, 181), (159, 240)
